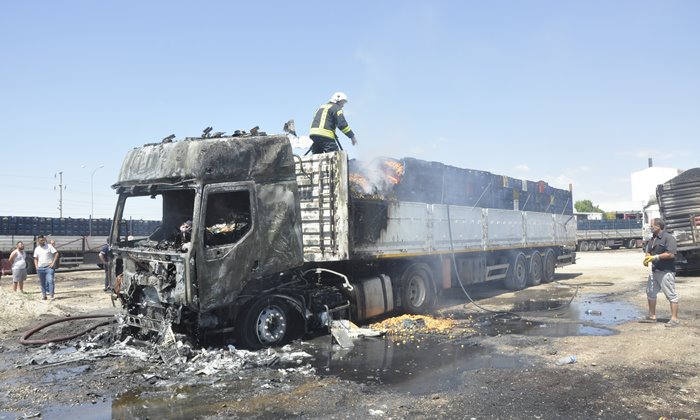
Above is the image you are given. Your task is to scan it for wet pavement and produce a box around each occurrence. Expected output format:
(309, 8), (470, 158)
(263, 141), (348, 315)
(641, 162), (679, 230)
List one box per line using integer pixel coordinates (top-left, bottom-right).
(0, 288), (647, 418)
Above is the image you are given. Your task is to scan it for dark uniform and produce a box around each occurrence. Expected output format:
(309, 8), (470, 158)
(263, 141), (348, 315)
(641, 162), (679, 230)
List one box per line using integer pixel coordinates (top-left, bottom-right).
(309, 102), (355, 154)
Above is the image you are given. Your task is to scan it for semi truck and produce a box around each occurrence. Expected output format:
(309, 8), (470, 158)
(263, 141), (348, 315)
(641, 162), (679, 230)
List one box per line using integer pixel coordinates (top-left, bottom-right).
(108, 132), (576, 349)
(656, 168), (700, 272)
(575, 212), (642, 251)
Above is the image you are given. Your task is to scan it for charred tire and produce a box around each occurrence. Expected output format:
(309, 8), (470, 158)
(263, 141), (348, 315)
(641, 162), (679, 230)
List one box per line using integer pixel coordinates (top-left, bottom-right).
(596, 241), (605, 251)
(237, 297), (291, 350)
(542, 249), (557, 283)
(527, 251), (543, 286)
(579, 241), (590, 252)
(400, 263), (436, 314)
(504, 253), (528, 290)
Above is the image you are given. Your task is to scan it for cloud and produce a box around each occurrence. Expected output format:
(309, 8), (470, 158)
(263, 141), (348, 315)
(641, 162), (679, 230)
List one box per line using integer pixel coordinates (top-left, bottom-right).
(514, 164), (530, 172)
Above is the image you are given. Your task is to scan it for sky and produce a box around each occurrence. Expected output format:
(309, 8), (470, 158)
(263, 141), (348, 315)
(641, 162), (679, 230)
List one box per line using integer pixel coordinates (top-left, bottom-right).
(1, 0), (698, 219)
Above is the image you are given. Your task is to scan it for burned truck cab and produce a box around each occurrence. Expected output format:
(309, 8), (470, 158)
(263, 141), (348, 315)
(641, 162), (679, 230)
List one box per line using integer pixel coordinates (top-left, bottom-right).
(110, 134), (304, 342)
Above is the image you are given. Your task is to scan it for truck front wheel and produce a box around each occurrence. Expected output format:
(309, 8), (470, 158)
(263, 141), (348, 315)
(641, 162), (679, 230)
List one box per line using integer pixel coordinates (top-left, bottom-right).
(400, 263), (436, 314)
(237, 297), (291, 349)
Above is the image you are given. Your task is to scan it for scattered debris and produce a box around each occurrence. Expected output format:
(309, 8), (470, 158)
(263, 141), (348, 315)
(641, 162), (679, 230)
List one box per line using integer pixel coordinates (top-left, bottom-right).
(370, 314), (458, 337)
(331, 320), (384, 348)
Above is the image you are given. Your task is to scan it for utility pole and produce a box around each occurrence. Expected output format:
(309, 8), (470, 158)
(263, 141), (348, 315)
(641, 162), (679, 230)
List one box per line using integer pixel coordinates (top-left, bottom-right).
(55, 171), (65, 218)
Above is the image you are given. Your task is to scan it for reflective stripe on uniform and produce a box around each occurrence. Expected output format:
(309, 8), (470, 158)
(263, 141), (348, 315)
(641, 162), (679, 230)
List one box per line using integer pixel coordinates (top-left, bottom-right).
(341, 125), (352, 134)
(318, 104), (332, 133)
(310, 127), (336, 139)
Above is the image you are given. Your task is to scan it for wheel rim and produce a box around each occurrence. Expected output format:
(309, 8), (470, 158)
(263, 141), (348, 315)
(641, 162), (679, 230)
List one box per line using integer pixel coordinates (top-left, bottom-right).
(255, 305), (287, 346)
(406, 274), (427, 307)
(515, 257), (527, 284)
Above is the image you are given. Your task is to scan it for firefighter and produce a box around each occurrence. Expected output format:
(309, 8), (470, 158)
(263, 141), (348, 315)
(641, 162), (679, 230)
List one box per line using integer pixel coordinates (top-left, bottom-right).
(309, 92), (358, 154)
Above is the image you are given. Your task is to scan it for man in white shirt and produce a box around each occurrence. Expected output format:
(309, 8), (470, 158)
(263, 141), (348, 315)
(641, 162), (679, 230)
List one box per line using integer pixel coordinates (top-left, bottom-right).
(9, 241), (27, 292)
(33, 235), (59, 301)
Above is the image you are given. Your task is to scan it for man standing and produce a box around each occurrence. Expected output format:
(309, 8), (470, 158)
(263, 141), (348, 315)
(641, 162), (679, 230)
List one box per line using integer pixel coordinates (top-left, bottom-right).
(9, 241), (27, 293)
(643, 218), (679, 326)
(309, 91), (358, 154)
(99, 244), (111, 291)
(33, 235), (59, 301)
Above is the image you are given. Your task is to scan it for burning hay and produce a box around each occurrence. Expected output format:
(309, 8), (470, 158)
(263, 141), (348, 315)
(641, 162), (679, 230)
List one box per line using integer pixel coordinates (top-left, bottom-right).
(349, 157), (405, 199)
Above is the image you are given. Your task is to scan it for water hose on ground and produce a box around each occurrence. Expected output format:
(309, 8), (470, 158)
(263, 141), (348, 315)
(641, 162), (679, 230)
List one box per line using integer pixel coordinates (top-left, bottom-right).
(20, 315), (116, 345)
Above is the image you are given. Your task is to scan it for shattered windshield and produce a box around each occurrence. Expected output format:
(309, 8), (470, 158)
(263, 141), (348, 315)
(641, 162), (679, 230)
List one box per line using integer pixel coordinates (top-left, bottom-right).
(118, 189), (195, 251)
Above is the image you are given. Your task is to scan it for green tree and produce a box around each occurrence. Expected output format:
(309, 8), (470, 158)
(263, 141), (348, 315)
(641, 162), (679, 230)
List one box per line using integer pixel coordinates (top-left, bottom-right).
(574, 199), (604, 213)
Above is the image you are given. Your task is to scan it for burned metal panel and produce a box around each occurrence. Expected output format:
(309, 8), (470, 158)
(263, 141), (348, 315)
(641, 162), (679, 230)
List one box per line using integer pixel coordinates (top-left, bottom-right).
(194, 180), (303, 314)
(195, 182), (259, 314)
(297, 152), (350, 262)
(115, 135), (295, 188)
(254, 181), (304, 274)
(117, 248), (188, 307)
(657, 168), (700, 247)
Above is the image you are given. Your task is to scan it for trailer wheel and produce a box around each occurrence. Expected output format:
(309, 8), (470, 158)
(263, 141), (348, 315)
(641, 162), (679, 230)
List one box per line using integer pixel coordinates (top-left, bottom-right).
(579, 241), (590, 252)
(237, 297), (291, 349)
(596, 241), (605, 251)
(504, 253), (528, 290)
(626, 239), (637, 249)
(542, 249), (557, 283)
(527, 251), (543, 286)
(400, 263), (436, 314)
(25, 258), (36, 275)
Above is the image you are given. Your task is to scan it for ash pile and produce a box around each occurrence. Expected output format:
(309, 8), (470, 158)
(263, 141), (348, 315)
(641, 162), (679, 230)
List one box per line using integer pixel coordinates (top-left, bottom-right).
(24, 314), (315, 380)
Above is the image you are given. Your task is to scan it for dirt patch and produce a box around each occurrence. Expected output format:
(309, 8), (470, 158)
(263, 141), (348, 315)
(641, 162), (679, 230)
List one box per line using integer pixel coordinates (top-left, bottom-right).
(1, 251), (700, 419)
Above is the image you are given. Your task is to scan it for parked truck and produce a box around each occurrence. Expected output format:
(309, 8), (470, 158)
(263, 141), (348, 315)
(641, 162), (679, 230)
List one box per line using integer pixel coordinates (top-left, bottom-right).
(0, 216), (159, 273)
(656, 168), (700, 272)
(108, 133), (576, 348)
(575, 212), (642, 251)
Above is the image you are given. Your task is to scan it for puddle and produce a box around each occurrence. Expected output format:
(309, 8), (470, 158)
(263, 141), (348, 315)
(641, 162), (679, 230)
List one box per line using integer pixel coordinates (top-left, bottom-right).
(19, 400), (113, 420)
(302, 336), (532, 393)
(41, 364), (91, 383)
(470, 294), (642, 338)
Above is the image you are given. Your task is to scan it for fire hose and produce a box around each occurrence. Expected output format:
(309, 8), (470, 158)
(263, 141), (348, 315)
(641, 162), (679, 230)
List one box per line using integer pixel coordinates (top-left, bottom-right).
(19, 315), (116, 346)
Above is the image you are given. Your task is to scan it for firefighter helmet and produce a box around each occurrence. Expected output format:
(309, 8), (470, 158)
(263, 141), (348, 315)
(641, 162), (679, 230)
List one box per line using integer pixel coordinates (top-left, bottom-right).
(330, 92), (348, 103)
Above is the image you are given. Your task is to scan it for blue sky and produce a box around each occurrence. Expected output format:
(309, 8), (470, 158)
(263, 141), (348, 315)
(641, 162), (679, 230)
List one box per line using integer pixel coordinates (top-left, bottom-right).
(1, 1), (698, 218)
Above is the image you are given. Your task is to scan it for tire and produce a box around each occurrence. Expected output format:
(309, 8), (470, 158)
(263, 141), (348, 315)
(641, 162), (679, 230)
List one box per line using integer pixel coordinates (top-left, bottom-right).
(25, 258), (36, 275)
(527, 251), (543, 286)
(626, 239), (637, 249)
(579, 241), (590, 252)
(236, 297), (291, 349)
(504, 253), (528, 290)
(596, 241), (605, 251)
(400, 263), (436, 313)
(542, 249), (557, 283)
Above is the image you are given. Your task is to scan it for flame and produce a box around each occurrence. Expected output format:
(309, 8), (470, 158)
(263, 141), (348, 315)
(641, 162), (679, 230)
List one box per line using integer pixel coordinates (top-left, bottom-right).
(382, 159), (404, 185)
(349, 173), (371, 192)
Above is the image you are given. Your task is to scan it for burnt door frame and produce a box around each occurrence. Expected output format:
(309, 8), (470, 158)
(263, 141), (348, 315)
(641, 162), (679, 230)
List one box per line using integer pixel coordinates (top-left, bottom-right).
(196, 181), (260, 312)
